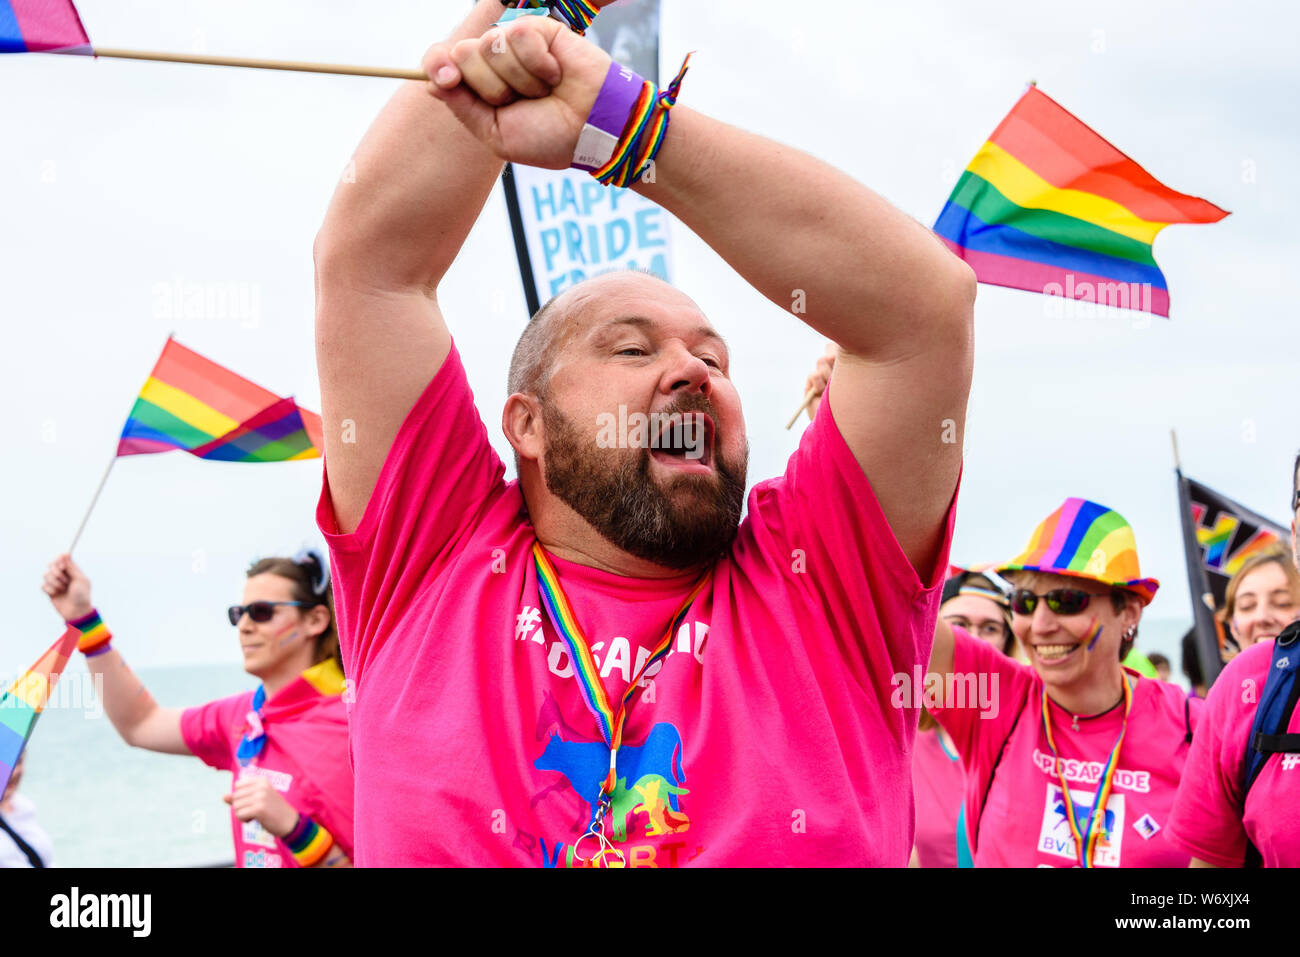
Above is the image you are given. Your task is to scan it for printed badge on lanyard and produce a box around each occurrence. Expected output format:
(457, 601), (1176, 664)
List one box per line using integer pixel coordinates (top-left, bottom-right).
(532, 542), (710, 868)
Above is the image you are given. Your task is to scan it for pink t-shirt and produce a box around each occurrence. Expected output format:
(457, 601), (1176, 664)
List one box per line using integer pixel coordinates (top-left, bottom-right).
(317, 344), (958, 867)
(911, 727), (965, 867)
(1166, 639), (1300, 867)
(931, 627), (1202, 867)
(181, 687), (354, 868)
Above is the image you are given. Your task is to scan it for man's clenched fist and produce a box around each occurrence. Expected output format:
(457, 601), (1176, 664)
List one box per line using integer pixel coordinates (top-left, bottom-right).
(423, 15), (614, 170)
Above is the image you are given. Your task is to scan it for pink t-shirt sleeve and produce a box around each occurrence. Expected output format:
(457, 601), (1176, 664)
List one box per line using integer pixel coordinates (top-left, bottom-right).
(180, 692), (250, 772)
(1166, 646), (1261, 867)
(930, 625), (1035, 764)
(316, 343), (507, 680)
(742, 379), (960, 674)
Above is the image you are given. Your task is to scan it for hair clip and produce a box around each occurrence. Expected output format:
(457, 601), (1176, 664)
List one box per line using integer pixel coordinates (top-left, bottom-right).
(293, 546), (332, 596)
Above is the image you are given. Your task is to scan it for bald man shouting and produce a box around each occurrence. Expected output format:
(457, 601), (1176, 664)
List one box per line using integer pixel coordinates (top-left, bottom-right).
(313, 0), (973, 867)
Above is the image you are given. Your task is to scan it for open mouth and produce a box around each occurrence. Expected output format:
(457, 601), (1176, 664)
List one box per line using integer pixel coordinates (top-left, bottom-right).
(649, 411), (714, 473)
(1032, 642), (1081, 665)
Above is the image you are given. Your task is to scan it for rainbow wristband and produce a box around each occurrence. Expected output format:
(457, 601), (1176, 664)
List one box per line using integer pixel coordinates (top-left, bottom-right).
(573, 61), (649, 172)
(284, 813), (335, 867)
(575, 55), (692, 188)
(546, 0), (600, 33)
(68, 609), (112, 656)
(497, 0), (599, 35)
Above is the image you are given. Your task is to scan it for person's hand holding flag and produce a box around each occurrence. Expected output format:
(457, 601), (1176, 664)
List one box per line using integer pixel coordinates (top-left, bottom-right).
(424, 14), (614, 171)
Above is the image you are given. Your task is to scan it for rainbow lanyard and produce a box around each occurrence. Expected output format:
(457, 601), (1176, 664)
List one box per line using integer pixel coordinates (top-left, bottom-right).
(532, 542), (710, 802)
(1040, 675), (1133, 868)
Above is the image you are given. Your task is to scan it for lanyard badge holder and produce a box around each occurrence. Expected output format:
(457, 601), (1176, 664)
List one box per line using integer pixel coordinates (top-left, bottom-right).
(533, 543), (710, 869)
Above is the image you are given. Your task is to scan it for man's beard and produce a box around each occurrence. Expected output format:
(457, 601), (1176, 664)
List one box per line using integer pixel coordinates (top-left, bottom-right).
(540, 395), (748, 571)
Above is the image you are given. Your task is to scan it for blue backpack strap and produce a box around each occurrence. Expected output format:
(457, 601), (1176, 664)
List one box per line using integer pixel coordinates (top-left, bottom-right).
(1244, 622), (1300, 794)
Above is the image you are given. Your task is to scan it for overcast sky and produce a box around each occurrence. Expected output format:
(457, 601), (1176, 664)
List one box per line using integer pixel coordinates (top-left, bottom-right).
(2, 0), (1296, 673)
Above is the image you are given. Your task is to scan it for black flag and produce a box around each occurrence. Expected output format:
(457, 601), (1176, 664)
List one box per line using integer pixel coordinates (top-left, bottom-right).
(1175, 470), (1288, 686)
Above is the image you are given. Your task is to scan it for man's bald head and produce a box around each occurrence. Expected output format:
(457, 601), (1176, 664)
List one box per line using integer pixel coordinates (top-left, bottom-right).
(501, 268), (747, 570)
(507, 270), (683, 399)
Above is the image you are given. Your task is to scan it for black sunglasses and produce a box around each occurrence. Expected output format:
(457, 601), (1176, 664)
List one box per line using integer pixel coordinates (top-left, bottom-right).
(227, 601), (309, 626)
(1009, 588), (1102, 617)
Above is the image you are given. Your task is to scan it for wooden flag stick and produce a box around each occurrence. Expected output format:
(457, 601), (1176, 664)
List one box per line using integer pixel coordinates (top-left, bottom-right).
(68, 455), (117, 555)
(91, 48), (427, 82)
(784, 387), (818, 431)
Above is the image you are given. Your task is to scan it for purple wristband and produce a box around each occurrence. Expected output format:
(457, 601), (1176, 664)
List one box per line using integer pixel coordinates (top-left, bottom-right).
(572, 61), (647, 172)
(284, 814), (311, 846)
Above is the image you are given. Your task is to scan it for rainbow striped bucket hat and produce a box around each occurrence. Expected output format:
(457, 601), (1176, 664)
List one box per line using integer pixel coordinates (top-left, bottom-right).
(998, 498), (1159, 605)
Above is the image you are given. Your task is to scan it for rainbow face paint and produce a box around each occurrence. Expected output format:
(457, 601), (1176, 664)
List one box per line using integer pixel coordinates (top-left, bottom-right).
(1084, 618), (1104, 652)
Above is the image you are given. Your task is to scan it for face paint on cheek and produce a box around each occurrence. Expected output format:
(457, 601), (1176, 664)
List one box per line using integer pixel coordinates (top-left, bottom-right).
(270, 622), (301, 649)
(1083, 618), (1103, 652)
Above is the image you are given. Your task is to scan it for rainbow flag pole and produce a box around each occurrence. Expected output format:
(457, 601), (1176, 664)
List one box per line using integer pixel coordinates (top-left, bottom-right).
(2, 0), (425, 80)
(0, 627), (82, 797)
(89, 48), (425, 82)
(934, 83), (1228, 317)
(67, 335), (325, 554)
(67, 456), (116, 554)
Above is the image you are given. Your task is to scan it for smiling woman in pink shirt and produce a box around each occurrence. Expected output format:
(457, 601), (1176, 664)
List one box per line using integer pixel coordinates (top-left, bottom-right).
(928, 498), (1202, 868)
(1216, 549), (1300, 664)
(41, 551), (354, 869)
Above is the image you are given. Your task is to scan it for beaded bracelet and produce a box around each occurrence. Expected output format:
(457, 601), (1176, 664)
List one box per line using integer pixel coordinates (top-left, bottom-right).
(283, 813), (336, 868)
(68, 608), (113, 656)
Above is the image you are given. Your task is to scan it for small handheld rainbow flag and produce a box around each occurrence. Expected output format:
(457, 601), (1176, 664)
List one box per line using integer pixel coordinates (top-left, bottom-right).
(0, 0), (90, 54)
(0, 627), (81, 796)
(934, 86), (1228, 317)
(117, 337), (322, 462)
(1, 0), (423, 79)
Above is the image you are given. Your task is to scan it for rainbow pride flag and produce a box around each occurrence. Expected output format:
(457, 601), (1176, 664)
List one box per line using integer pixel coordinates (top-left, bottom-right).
(190, 396), (319, 463)
(117, 337), (322, 462)
(0, 0), (91, 54)
(0, 627), (80, 796)
(934, 86), (1228, 317)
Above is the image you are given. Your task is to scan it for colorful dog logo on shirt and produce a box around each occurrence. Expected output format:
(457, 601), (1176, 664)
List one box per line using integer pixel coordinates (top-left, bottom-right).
(534, 723), (689, 839)
(1037, 784), (1125, 867)
(1053, 798), (1116, 844)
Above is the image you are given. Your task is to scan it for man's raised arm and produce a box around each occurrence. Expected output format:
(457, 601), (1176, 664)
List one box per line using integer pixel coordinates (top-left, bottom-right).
(636, 110), (974, 578)
(314, 0), (519, 534)
(429, 18), (975, 575)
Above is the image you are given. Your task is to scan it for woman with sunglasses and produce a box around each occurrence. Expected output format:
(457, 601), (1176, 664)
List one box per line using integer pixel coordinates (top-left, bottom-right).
(41, 550), (354, 868)
(926, 498), (1202, 867)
